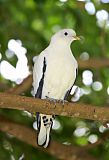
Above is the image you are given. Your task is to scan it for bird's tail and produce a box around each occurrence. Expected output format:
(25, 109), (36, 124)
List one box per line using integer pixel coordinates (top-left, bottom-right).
(36, 113), (54, 148)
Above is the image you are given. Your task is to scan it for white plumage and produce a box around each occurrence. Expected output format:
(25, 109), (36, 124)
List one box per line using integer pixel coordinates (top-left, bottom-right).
(33, 29), (79, 148)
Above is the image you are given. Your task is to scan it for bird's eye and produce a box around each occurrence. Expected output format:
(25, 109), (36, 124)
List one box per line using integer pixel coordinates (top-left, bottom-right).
(64, 32), (68, 36)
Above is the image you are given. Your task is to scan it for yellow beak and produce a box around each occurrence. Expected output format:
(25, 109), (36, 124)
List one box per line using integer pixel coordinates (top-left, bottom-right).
(74, 36), (80, 40)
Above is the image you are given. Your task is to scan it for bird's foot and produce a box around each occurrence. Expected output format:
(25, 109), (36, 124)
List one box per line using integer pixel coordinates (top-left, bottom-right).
(45, 96), (67, 107)
(45, 96), (58, 108)
(58, 99), (68, 107)
(60, 99), (67, 107)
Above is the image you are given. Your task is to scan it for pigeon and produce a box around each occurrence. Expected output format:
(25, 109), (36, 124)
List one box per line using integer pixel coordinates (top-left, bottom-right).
(33, 29), (79, 148)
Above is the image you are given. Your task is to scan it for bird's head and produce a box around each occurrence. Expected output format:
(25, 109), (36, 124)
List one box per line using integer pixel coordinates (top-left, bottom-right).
(51, 29), (80, 45)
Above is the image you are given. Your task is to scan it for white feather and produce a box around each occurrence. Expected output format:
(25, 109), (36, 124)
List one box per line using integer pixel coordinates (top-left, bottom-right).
(37, 114), (47, 146)
(37, 114), (53, 147)
(33, 44), (77, 99)
(33, 29), (78, 148)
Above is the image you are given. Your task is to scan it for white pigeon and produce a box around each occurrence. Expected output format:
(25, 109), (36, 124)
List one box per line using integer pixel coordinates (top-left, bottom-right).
(33, 29), (79, 148)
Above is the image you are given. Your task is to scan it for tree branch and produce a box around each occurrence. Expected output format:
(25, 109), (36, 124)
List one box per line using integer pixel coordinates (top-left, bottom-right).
(0, 116), (97, 160)
(77, 58), (109, 68)
(6, 75), (32, 95)
(0, 82), (9, 91)
(0, 92), (109, 122)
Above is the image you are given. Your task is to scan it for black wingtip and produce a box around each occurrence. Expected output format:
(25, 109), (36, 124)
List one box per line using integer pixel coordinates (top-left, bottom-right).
(36, 112), (41, 131)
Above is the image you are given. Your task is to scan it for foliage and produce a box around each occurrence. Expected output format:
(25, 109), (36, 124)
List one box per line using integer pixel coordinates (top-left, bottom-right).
(0, 0), (109, 159)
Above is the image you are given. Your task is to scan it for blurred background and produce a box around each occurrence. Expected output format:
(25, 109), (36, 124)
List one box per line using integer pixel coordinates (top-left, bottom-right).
(0, 0), (109, 159)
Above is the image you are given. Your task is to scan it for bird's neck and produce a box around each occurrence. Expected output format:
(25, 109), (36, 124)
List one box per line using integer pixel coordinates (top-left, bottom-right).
(49, 40), (71, 55)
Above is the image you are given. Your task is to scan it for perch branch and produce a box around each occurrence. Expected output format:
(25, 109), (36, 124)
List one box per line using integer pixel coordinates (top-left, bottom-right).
(0, 92), (109, 122)
(0, 116), (97, 160)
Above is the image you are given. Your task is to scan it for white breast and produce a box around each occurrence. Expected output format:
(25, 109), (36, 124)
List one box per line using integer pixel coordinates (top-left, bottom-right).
(42, 47), (77, 100)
